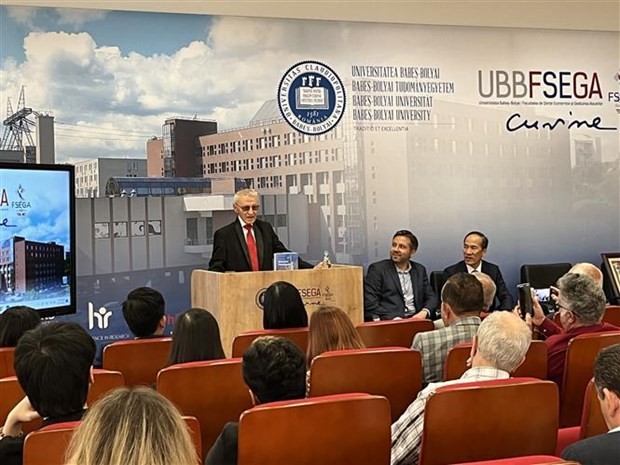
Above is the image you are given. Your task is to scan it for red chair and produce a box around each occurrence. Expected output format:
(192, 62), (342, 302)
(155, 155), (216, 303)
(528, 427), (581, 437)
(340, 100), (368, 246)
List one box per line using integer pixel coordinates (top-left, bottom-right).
(0, 347), (15, 378)
(308, 347), (422, 421)
(103, 337), (172, 386)
(560, 331), (620, 427)
(355, 319), (434, 348)
(443, 341), (548, 381)
(602, 305), (620, 327)
(182, 415), (202, 464)
(231, 328), (308, 357)
(157, 358), (253, 454)
(419, 378), (559, 465)
(451, 457), (573, 465)
(22, 421), (81, 465)
(88, 369), (125, 406)
(237, 393), (391, 465)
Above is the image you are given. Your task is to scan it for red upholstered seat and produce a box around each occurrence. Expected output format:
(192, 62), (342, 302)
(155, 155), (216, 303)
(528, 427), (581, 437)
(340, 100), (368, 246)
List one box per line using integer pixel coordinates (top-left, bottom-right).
(231, 327), (308, 357)
(103, 337), (172, 386)
(0, 347), (15, 379)
(602, 305), (620, 327)
(237, 393), (391, 465)
(355, 319), (433, 348)
(308, 347), (422, 421)
(23, 422), (80, 465)
(450, 455), (571, 465)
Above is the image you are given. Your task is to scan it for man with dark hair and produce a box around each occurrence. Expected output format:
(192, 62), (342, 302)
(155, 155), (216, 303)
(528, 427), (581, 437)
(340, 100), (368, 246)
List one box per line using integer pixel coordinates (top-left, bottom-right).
(122, 286), (166, 338)
(205, 336), (306, 465)
(443, 231), (513, 310)
(411, 272), (483, 383)
(528, 273), (618, 388)
(364, 230), (438, 321)
(562, 343), (620, 464)
(0, 322), (96, 465)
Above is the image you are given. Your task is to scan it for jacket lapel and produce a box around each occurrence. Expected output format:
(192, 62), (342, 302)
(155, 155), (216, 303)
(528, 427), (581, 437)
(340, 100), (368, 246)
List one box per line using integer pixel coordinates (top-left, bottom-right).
(388, 264), (404, 296)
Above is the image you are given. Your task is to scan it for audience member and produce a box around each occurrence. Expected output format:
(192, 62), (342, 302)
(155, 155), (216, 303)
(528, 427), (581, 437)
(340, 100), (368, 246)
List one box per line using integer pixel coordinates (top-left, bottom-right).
(122, 287), (166, 338)
(205, 336), (306, 465)
(65, 386), (196, 465)
(528, 273), (618, 387)
(0, 306), (40, 347)
(569, 262), (604, 288)
(262, 281), (308, 329)
(562, 343), (620, 464)
(168, 308), (225, 365)
(392, 311), (531, 465)
(0, 323), (95, 465)
(443, 231), (513, 310)
(411, 272), (482, 383)
(473, 272), (497, 315)
(364, 230), (438, 321)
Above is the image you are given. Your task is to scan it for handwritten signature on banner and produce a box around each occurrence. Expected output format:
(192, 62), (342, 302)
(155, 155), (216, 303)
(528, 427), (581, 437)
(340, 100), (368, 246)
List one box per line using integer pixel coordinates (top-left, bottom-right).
(506, 112), (616, 132)
(0, 218), (17, 228)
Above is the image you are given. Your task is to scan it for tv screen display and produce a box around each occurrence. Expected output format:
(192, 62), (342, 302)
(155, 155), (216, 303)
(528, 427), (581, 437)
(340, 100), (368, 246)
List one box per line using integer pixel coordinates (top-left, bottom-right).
(0, 163), (76, 317)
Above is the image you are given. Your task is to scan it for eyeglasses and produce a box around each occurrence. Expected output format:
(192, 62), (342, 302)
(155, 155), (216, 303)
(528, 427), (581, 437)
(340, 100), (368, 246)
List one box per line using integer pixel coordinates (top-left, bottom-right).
(235, 204), (260, 212)
(556, 302), (572, 313)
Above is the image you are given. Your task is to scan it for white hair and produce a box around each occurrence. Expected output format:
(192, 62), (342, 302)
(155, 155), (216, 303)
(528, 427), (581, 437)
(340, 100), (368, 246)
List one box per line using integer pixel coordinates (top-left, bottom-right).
(476, 312), (531, 372)
(233, 188), (259, 205)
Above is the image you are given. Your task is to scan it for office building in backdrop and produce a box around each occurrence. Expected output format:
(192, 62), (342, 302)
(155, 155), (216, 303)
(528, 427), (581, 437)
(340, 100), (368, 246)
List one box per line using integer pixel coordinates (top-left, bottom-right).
(73, 157), (147, 198)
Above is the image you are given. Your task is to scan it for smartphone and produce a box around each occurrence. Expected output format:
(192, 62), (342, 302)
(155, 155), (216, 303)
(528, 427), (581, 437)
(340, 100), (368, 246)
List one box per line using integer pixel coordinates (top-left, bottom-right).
(517, 283), (533, 318)
(533, 288), (550, 303)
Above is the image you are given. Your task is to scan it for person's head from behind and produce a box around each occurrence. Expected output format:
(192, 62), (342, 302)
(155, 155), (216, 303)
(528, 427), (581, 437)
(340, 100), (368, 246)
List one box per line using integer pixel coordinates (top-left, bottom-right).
(0, 305), (40, 347)
(168, 308), (225, 365)
(307, 306), (364, 367)
(593, 343), (620, 430)
(65, 387), (196, 465)
(15, 322), (95, 418)
(242, 336), (306, 404)
(473, 272), (497, 313)
(440, 272), (484, 325)
(262, 281), (308, 330)
(569, 262), (604, 288)
(471, 311), (531, 372)
(556, 273), (606, 331)
(122, 287), (166, 338)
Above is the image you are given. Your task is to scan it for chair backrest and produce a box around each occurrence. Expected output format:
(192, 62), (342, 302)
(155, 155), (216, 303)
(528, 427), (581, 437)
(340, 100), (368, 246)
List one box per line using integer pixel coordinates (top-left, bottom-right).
(579, 378), (608, 439)
(430, 271), (446, 297)
(231, 328), (308, 358)
(602, 305), (620, 327)
(419, 378), (559, 465)
(88, 369), (125, 406)
(560, 331), (620, 427)
(355, 319), (434, 348)
(0, 347), (15, 378)
(23, 422), (79, 465)
(0, 376), (42, 434)
(237, 393), (391, 465)
(157, 358), (253, 453)
(450, 457), (572, 465)
(520, 263), (572, 288)
(308, 347), (422, 421)
(182, 415), (202, 464)
(443, 341), (548, 381)
(103, 337), (172, 386)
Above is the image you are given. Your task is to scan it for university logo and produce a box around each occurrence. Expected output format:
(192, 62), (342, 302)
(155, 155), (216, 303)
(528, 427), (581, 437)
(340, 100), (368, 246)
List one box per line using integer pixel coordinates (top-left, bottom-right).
(88, 302), (113, 330)
(278, 60), (346, 135)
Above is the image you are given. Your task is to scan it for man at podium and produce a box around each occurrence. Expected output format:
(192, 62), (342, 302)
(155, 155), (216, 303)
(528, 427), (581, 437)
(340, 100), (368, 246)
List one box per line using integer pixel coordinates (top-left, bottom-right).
(209, 188), (317, 272)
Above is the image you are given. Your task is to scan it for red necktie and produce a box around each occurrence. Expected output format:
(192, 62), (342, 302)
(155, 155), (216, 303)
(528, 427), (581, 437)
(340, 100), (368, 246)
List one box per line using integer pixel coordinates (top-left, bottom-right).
(244, 224), (260, 271)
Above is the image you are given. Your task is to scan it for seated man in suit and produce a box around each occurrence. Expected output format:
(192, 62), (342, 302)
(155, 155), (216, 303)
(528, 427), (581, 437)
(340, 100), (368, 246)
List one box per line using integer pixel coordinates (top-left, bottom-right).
(392, 311), (531, 465)
(562, 342), (620, 464)
(364, 230), (438, 321)
(0, 323), (96, 465)
(443, 231), (513, 310)
(527, 272), (618, 388)
(209, 188), (319, 272)
(412, 273), (482, 384)
(205, 336), (306, 465)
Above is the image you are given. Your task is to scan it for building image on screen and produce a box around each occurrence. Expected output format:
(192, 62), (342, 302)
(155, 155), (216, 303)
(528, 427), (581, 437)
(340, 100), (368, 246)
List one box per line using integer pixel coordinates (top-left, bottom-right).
(0, 164), (75, 316)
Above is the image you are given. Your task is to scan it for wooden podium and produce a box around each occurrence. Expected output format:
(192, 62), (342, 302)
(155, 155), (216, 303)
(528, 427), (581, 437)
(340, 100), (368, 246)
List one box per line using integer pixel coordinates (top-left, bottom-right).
(191, 265), (363, 356)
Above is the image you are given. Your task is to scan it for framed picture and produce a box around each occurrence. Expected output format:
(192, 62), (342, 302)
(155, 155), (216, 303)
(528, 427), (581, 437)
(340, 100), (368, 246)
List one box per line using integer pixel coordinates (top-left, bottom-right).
(601, 252), (620, 301)
(113, 221), (128, 238)
(94, 222), (110, 239)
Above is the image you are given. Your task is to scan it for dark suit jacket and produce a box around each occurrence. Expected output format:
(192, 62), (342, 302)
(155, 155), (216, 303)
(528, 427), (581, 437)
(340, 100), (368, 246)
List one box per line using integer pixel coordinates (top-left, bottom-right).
(443, 260), (514, 310)
(205, 421), (238, 465)
(364, 259), (439, 320)
(562, 430), (620, 465)
(208, 219), (312, 272)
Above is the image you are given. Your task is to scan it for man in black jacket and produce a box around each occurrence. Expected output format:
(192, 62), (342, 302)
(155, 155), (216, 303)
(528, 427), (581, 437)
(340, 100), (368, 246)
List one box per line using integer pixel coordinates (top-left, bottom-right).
(364, 230), (438, 321)
(443, 231), (513, 311)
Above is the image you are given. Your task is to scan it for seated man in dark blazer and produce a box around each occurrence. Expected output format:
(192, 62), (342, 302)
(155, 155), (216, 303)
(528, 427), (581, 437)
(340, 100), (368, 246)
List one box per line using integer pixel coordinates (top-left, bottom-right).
(364, 230), (438, 321)
(208, 188), (316, 272)
(562, 342), (620, 464)
(443, 231), (513, 311)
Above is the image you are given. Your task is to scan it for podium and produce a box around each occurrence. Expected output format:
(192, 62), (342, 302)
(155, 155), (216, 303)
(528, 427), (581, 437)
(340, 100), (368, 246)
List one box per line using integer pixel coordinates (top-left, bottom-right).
(191, 265), (363, 356)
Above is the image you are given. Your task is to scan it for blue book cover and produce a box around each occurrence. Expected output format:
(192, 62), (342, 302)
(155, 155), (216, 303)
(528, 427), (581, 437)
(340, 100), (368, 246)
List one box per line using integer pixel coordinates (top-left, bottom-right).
(273, 252), (299, 270)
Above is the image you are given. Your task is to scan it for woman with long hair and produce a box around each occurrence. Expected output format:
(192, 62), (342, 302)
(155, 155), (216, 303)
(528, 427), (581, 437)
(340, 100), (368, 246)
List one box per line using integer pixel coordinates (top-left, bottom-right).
(168, 308), (225, 365)
(262, 281), (308, 329)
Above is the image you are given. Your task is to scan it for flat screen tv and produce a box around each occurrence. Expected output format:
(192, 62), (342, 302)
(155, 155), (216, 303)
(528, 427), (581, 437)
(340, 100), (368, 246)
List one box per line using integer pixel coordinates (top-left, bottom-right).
(0, 162), (76, 317)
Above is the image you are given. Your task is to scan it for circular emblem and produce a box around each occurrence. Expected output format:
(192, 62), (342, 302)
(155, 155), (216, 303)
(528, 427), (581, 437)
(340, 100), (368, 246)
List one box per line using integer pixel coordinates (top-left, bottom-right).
(255, 287), (268, 310)
(278, 60), (346, 135)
